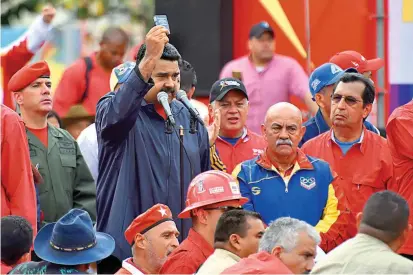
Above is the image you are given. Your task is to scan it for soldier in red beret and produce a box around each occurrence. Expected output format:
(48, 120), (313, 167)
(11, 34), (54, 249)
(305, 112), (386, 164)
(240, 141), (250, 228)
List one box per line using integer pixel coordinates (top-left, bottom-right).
(116, 204), (179, 275)
(9, 61), (96, 229)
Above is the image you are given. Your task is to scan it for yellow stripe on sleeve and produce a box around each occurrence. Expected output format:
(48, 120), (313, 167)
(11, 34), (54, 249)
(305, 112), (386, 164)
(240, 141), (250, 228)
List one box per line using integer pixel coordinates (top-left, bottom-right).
(315, 184), (340, 233)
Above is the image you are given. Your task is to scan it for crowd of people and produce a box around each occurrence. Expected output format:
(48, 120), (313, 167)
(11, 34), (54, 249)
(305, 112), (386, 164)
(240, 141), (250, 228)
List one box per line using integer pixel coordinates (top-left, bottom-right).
(1, 6), (413, 275)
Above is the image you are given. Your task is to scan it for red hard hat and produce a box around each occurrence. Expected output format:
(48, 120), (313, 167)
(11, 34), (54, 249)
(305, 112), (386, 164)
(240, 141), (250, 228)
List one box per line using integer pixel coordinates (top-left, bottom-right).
(178, 170), (248, 219)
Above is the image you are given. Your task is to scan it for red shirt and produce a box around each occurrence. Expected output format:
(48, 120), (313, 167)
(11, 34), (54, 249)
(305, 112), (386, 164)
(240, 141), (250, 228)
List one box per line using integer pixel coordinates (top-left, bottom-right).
(159, 228), (214, 274)
(301, 128), (393, 216)
(27, 127), (48, 148)
(1, 105), (37, 237)
(52, 52), (112, 117)
(386, 100), (413, 255)
(216, 128), (266, 173)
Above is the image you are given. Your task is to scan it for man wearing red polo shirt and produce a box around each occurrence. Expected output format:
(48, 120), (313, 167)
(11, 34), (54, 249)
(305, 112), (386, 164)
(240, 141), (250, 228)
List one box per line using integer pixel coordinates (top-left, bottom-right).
(302, 73), (393, 226)
(208, 78), (266, 174)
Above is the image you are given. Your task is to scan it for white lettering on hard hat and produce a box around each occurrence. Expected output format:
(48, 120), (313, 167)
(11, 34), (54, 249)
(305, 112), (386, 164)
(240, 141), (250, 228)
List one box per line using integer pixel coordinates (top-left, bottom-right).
(209, 187), (224, 194)
(229, 181), (240, 195)
(197, 180), (206, 193)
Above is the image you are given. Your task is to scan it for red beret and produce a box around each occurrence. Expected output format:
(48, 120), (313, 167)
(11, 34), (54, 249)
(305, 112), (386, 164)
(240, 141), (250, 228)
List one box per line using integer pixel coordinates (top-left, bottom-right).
(124, 204), (173, 245)
(8, 61), (50, 92)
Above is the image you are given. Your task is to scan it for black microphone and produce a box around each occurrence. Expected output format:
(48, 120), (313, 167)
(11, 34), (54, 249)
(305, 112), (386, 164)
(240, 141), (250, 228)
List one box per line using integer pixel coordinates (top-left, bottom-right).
(176, 90), (205, 126)
(157, 92), (176, 126)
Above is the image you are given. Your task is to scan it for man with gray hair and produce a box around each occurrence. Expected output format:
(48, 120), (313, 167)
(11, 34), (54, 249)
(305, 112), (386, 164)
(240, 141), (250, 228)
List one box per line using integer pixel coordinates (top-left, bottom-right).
(222, 217), (320, 274)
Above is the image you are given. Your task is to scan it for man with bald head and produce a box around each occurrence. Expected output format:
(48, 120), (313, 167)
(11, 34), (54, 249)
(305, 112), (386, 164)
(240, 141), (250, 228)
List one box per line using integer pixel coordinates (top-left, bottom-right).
(53, 26), (130, 118)
(232, 102), (353, 253)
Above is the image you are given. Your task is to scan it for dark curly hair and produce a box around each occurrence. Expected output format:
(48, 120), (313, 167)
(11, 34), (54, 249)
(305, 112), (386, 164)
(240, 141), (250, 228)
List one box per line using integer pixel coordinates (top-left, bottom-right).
(1, 216), (33, 266)
(135, 43), (181, 65)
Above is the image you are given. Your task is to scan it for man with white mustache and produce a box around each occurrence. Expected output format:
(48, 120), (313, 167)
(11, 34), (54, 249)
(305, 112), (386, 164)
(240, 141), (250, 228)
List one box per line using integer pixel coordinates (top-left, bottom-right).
(232, 102), (353, 253)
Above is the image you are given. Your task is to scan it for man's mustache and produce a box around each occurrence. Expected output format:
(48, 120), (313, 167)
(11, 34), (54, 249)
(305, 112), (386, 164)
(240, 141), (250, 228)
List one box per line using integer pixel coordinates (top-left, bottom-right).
(163, 87), (176, 94)
(276, 139), (293, 146)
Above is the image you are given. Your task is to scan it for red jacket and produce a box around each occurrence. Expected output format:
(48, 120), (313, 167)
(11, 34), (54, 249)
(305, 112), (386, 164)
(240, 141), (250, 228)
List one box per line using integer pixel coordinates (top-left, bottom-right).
(216, 128), (266, 173)
(1, 16), (51, 108)
(159, 228), (213, 274)
(386, 100), (413, 256)
(221, 251), (292, 274)
(302, 128), (394, 217)
(1, 105), (37, 236)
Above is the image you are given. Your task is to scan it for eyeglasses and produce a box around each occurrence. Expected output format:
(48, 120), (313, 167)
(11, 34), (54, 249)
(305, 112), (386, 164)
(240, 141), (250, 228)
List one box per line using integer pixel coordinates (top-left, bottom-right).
(331, 94), (362, 106)
(203, 206), (242, 212)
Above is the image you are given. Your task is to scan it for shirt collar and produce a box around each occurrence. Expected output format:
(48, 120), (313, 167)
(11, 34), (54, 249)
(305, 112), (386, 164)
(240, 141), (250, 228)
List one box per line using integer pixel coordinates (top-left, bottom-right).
(257, 148), (314, 171)
(218, 127), (248, 143)
(247, 55), (275, 73)
(122, 258), (147, 275)
(214, 248), (241, 262)
(330, 128), (367, 154)
(188, 228), (214, 258)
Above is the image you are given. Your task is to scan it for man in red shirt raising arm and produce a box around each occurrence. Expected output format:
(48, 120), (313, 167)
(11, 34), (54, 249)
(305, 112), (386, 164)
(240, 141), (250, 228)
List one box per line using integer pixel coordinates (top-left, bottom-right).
(1, 5), (55, 108)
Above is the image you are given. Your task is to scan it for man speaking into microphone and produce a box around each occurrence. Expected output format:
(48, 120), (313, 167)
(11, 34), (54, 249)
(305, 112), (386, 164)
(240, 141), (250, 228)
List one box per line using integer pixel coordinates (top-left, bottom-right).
(95, 25), (210, 268)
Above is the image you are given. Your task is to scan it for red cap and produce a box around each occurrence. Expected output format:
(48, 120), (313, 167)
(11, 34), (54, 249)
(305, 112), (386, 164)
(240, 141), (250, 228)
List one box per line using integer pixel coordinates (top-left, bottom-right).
(329, 50), (384, 73)
(8, 61), (50, 92)
(124, 204), (173, 245)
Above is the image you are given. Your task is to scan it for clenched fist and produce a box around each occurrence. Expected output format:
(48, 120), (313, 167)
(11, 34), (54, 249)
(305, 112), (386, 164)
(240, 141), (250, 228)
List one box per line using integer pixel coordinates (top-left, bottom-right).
(144, 26), (170, 62)
(138, 26), (170, 81)
(42, 4), (56, 24)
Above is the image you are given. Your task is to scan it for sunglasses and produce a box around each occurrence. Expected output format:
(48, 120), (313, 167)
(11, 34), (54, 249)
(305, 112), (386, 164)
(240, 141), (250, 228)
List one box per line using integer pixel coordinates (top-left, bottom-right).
(203, 206), (242, 212)
(331, 94), (362, 106)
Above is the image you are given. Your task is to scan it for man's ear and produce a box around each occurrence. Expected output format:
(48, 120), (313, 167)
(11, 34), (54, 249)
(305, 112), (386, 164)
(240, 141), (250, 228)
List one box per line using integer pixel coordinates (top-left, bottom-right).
(187, 87), (195, 99)
(247, 40), (252, 51)
(356, 212), (363, 229)
(314, 93), (323, 108)
(363, 104), (373, 119)
(13, 92), (23, 105)
(261, 124), (267, 141)
(300, 126), (306, 140)
(271, 246), (283, 258)
(193, 208), (208, 225)
(134, 233), (146, 249)
(229, 234), (242, 251)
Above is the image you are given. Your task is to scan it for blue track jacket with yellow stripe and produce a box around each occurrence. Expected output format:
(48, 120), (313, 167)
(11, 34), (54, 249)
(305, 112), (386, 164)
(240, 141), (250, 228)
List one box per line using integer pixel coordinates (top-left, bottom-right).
(233, 149), (354, 252)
